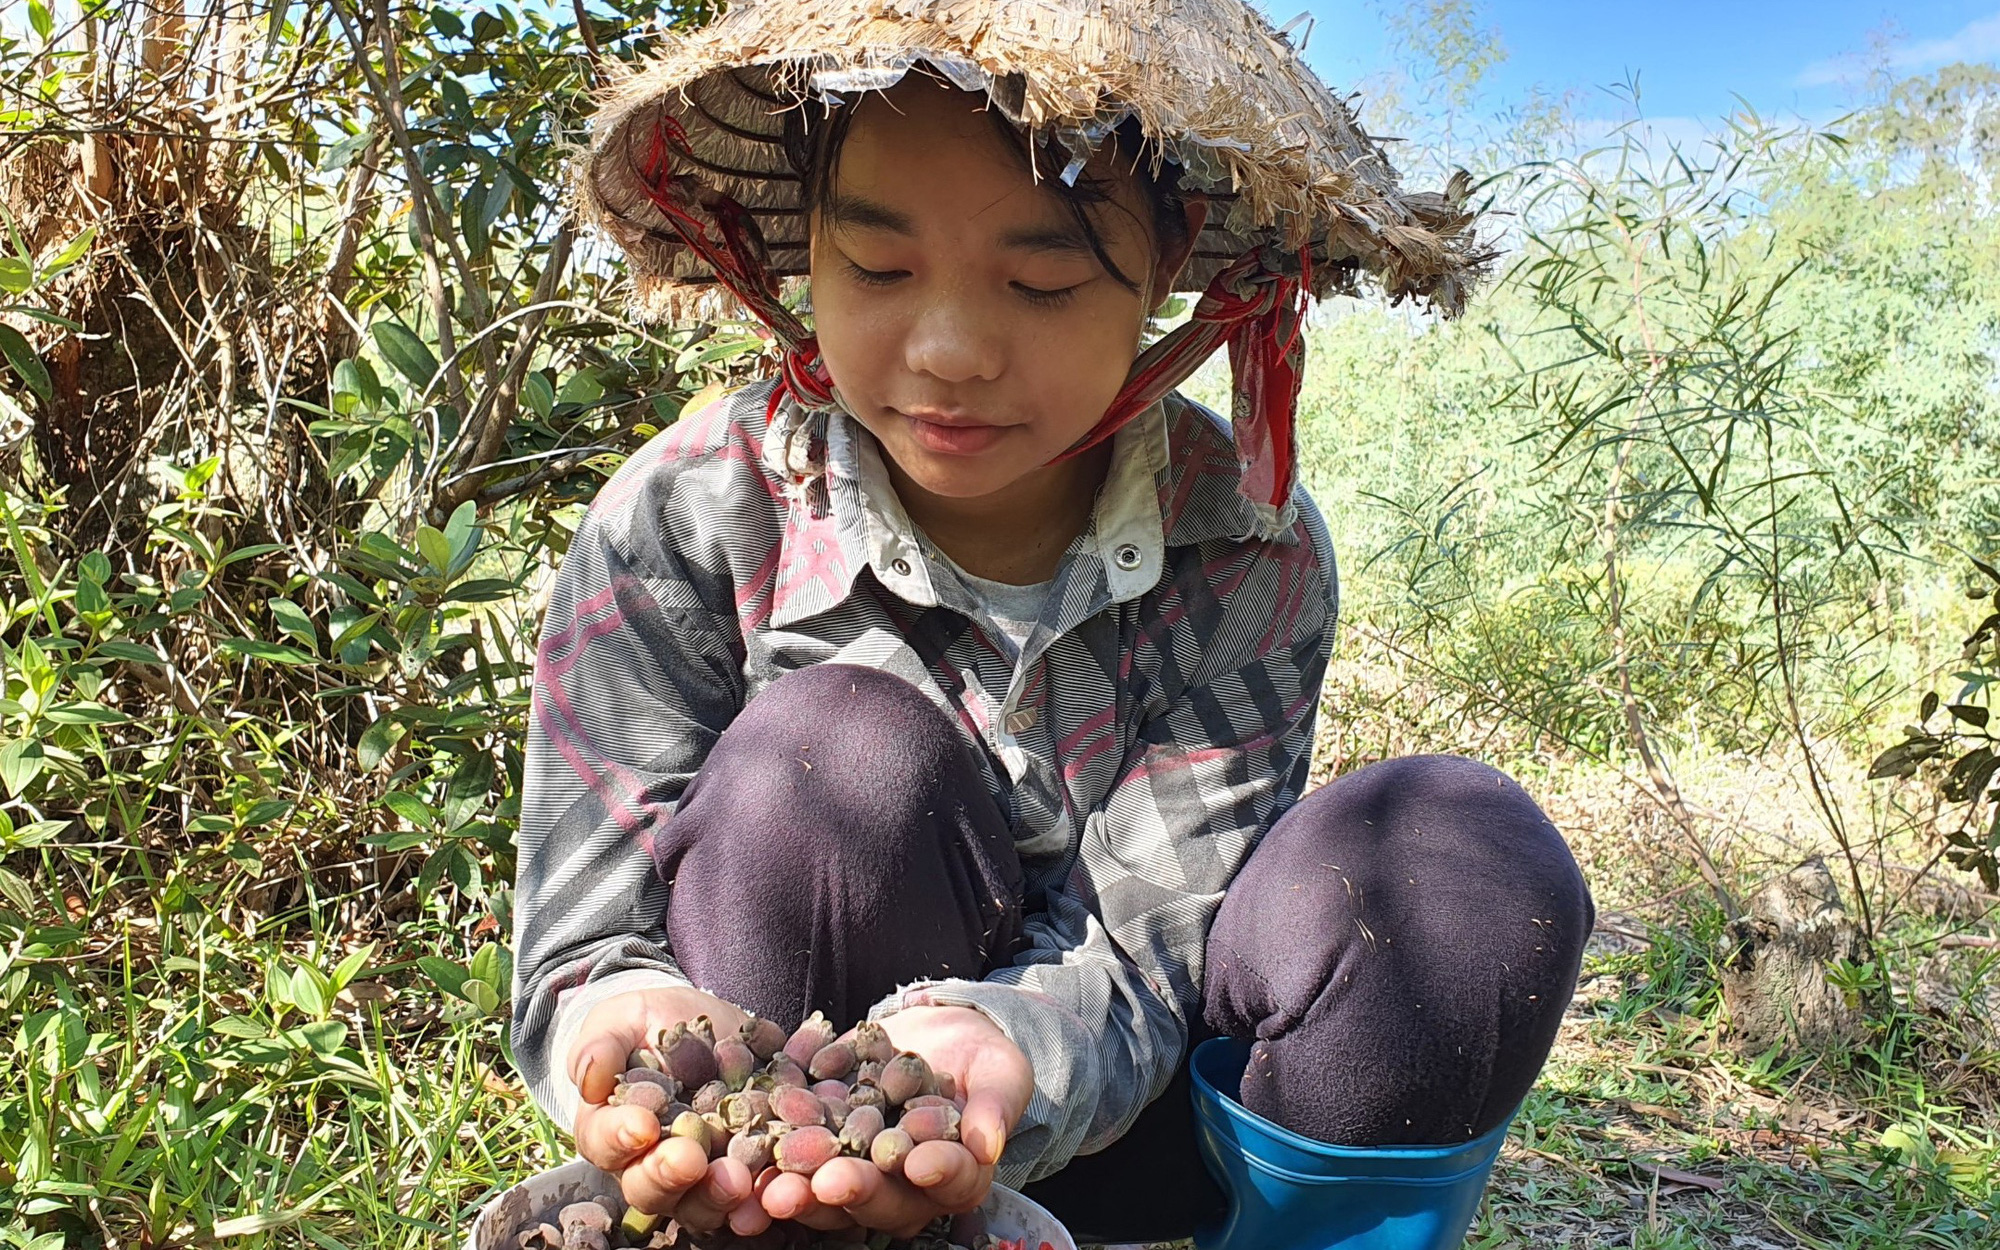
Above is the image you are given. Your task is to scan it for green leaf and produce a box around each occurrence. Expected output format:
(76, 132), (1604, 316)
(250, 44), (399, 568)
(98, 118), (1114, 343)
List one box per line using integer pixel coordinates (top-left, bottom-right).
(443, 577), (519, 604)
(523, 371), (555, 419)
(27, 0), (52, 41)
(219, 637), (317, 665)
(557, 370), (604, 406)
(330, 942), (377, 994)
(299, 1020), (347, 1055)
(241, 799), (293, 828)
(444, 501), (479, 567)
(382, 790), (438, 829)
(266, 597), (319, 649)
(356, 714), (405, 770)
(210, 1016), (269, 1040)
(416, 524), (451, 573)
(41, 703), (129, 725)
(0, 738), (45, 796)
(290, 964), (330, 1017)
(93, 640), (166, 665)
(372, 323), (441, 391)
(463, 978), (502, 1015)
(0, 323), (51, 403)
(468, 940), (510, 996)
(0, 256), (29, 293)
(416, 956), (469, 1000)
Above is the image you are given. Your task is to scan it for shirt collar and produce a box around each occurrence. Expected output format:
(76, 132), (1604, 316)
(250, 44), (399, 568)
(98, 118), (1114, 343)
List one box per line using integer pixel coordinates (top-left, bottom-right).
(759, 390), (1283, 630)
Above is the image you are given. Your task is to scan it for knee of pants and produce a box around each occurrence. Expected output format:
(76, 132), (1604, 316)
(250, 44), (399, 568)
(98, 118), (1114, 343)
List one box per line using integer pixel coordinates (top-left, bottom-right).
(670, 662), (998, 874)
(1207, 753), (1596, 1042)
(1204, 754), (1595, 1141)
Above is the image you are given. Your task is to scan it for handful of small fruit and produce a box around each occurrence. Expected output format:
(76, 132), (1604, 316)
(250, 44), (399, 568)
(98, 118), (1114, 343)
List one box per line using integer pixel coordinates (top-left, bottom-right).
(516, 1012), (1011, 1250)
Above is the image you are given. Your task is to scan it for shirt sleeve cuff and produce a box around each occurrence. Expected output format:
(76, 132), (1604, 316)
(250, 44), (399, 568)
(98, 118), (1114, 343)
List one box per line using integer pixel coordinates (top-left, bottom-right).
(543, 966), (695, 1134)
(867, 978), (1103, 1188)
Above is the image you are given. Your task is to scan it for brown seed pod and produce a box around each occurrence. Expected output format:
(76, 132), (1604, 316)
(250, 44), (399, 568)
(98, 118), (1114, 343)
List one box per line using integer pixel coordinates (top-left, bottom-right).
(715, 1035), (758, 1091)
(855, 1059), (886, 1087)
(902, 1095), (955, 1111)
(727, 1129), (776, 1173)
(819, 1095), (851, 1129)
(738, 1015), (789, 1061)
(689, 1015), (717, 1045)
(838, 1103), (885, 1155)
(876, 1052), (933, 1107)
(762, 1052), (809, 1089)
(560, 1230), (608, 1250)
(668, 1110), (713, 1155)
(702, 1111), (732, 1155)
(807, 1041), (857, 1081)
(774, 1125), (840, 1175)
(769, 1084), (826, 1127)
(516, 1223), (561, 1250)
(870, 1126), (915, 1176)
(845, 1082), (886, 1110)
(628, 1045), (666, 1073)
(852, 1021), (897, 1065)
(558, 1202), (614, 1235)
(720, 1088), (772, 1133)
(934, 1070), (958, 1103)
(620, 1067), (679, 1095)
(783, 1011), (838, 1069)
(690, 1079), (730, 1116)
(608, 1080), (672, 1119)
(660, 1020), (720, 1089)
(810, 1078), (849, 1102)
(900, 1104), (962, 1144)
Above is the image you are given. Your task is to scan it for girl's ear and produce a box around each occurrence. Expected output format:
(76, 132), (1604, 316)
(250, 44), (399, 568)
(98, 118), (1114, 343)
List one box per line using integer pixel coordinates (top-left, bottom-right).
(1148, 194), (1211, 316)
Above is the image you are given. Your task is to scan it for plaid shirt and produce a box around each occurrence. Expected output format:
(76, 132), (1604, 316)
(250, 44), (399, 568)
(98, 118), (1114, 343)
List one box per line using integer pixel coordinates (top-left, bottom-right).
(511, 375), (1337, 1186)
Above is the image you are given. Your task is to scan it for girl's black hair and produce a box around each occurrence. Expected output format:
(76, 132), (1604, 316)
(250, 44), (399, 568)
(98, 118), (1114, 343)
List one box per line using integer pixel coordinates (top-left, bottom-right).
(782, 68), (1192, 295)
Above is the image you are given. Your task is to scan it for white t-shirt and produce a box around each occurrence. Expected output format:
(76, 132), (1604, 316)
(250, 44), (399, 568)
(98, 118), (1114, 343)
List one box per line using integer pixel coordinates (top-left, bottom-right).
(935, 550), (1053, 659)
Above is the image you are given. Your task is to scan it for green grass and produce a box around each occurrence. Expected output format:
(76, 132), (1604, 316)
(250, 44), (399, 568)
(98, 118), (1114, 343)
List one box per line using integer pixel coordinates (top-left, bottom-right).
(10, 821), (1996, 1250)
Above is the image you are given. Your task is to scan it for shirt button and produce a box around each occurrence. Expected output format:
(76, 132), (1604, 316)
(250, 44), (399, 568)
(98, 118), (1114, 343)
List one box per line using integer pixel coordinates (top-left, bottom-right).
(891, 558), (911, 576)
(1005, 707), (1038, 734)
(1114, 544), (1143, 571)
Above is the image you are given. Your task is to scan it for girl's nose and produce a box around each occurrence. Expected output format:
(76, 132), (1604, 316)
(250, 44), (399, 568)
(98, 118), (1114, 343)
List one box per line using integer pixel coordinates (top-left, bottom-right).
(901, 296), (1004, 384)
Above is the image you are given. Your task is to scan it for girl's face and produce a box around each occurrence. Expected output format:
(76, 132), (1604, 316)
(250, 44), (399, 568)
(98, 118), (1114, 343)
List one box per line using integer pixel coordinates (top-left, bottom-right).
(808, 76), (1205, 505)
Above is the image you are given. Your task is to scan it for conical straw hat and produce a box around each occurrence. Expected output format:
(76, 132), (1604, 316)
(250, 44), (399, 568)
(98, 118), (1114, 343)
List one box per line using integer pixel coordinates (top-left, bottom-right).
(577, 0), (1485, 325)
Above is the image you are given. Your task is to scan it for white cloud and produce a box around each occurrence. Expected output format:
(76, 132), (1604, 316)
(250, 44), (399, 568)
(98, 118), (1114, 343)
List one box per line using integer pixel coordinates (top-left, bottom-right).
(1797, 12), (2000, 87)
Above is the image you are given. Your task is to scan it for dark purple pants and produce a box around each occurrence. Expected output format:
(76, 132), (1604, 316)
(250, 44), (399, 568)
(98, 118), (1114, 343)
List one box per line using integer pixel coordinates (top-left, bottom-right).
(651, 665), (1593, 1242)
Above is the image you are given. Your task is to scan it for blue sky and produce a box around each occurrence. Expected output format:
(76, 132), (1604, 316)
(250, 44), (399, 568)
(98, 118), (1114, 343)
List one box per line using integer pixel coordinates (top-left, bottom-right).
(1292, 1), (2000, 135)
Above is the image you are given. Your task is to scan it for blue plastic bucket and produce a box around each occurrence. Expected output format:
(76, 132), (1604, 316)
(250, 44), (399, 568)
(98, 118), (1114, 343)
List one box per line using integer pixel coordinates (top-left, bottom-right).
(1189, 1037), (1512, 1250)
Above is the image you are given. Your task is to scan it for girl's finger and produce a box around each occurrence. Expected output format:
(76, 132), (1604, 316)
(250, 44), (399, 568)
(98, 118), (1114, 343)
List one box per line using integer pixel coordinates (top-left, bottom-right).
(759, 1172), (856, 1232)
(957, 1090), (1011, 1168)
(903, 1140), (991, 1212)
(811, 1160), (933, 1239)
(807, 1157), (881, 1209)
(667, 1158), (753, 1232)
(728, 1193), (774, 1238)
(616, 1135), (713, 1217)
(575, 1102), (658, 1173)
(570, 1036), (633, 1105)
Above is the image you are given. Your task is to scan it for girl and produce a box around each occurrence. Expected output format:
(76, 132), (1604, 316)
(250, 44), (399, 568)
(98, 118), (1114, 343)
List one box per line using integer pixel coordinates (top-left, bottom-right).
(511, 1), (1594, 1244)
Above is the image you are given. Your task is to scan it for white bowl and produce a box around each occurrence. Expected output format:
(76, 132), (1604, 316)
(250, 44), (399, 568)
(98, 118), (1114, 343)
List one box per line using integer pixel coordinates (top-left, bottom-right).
(467, 1158), (1076, 1250)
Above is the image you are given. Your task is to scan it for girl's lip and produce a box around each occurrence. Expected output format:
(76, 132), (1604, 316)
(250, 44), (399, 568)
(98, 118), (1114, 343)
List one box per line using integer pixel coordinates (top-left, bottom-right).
(897, 409), (1008, 456)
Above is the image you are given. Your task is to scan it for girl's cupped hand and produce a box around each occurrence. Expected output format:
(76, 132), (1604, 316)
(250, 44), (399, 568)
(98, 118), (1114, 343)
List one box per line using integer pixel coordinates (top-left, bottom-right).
(570, 986), (753, 1232)
(744, 1004), (1031, 1240)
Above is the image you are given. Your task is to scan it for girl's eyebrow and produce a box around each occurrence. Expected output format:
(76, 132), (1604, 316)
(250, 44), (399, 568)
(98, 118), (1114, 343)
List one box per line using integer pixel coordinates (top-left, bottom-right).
(830, 192), (1093, 256)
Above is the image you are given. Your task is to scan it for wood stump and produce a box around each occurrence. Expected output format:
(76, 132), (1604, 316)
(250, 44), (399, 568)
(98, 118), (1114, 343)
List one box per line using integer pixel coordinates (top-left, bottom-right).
(1719, 857), (1868, 1051)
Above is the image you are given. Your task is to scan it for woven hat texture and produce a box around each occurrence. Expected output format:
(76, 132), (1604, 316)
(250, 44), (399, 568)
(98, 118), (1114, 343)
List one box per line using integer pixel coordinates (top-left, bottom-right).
(577, 0), (1484, 323)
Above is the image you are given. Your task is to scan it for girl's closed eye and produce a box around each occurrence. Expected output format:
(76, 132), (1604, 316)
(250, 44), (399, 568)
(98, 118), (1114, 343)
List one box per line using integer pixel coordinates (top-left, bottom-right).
(838, 257), (1087, 308)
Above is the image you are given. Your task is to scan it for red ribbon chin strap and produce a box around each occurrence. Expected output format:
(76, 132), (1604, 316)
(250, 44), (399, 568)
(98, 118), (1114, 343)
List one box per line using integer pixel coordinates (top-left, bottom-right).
(637, 116), (1312, 528)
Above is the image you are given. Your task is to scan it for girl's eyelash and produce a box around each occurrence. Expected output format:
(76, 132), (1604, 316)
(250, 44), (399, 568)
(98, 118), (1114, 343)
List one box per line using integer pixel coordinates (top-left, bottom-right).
(842, 260), (904, 288)
(840, 260), (1081, 308)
